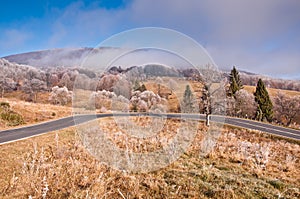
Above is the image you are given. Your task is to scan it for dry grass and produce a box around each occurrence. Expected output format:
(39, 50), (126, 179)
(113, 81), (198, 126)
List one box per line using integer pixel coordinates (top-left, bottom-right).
(3, 91), (52, 104)
(244, 85), (300, 97)
(144, 79), (203, 112)
(0, 117), (299, 198)
(0, 98), (71, 130)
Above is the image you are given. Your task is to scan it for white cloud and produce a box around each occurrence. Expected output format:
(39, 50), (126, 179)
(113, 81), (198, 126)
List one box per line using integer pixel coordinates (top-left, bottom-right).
(1, 0), (299, 79)
(125, 0), (300, 78)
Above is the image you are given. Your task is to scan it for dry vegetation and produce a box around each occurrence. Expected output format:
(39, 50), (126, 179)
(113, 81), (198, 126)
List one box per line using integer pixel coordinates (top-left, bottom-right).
(0, 97), (71, 130)
(0, 117), (299, 198)
(0, 77), (299, 198)
(144, 79), (203, 112)
(244, 85), (300, 97)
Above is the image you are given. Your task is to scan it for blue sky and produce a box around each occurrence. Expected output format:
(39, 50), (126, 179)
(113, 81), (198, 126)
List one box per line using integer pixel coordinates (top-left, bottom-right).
(0, 0), (299, 79)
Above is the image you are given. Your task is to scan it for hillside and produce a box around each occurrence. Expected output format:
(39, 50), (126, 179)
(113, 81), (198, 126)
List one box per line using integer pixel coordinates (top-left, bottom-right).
(3, 48), (300, 92)
(2, 48), (93, 68)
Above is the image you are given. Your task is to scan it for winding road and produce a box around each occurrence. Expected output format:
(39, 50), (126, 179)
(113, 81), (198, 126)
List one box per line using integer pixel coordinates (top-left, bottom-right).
(0, 113), (299, 145)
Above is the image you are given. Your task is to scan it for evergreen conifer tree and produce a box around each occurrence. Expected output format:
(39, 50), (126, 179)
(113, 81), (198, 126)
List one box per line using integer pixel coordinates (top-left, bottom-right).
(229, 66), (243, 96)
(254, 79), (273, 122)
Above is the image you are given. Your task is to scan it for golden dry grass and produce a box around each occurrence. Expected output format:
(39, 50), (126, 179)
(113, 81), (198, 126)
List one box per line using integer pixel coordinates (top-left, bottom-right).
(144, 79), (203, 112)
(0, 117), (299, 198)
(244, 85), (300, 97)
(0, 98), (72, 130)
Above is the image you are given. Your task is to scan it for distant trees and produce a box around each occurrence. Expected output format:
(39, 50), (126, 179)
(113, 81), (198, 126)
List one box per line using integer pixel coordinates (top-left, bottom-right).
(273, 92), (300, 126)
(96, 74), (120, 92)
(228, 66), (243, 96)
(254, 79), (273, 122)
(130, 90), (167, 112)
(22, 78), (47, 102)
(59, 73), (73, 90)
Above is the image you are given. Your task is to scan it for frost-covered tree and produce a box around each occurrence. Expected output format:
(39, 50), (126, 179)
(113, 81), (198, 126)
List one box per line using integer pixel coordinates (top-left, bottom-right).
(234, 89), (257, 118)
(49, 86), (73, 105)
(113, 76), (131, 99)
(97, 74), (120, 92)
(130, 90), (167, 112)
(22, 78), (47, 102)
(274, 92), (300, 126)
(59, 73), (73, 90)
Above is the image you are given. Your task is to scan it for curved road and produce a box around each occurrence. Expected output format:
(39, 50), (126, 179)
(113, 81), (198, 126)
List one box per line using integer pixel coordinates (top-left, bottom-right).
(0, 113), (299, 145)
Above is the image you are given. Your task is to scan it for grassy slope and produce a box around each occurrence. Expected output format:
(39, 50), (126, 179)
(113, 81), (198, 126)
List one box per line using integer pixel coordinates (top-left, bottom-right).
(243, 85), (300, 97)
(0, 97), (71, 130)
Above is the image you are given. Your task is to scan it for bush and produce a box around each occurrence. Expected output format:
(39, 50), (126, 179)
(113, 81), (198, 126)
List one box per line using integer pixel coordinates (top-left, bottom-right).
(268, 180), (284, 190)
(0, 102), (25, 126)
(1, 111), (25, 126)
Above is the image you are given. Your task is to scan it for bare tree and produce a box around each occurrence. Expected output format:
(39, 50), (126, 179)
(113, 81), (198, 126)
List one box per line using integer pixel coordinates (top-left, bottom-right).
(234, 89), (257, 119)
(273, 92), (300, 126)
(199, 64), (227, 125)
(59, 73), (73, 90)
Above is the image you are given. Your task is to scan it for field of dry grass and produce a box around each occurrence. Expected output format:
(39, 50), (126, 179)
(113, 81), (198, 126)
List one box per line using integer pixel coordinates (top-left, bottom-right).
(144, 78), (203, 112)
(0, 97), (71, 130)
(244, 85), (300, 97)
(0, 117), (299, 198)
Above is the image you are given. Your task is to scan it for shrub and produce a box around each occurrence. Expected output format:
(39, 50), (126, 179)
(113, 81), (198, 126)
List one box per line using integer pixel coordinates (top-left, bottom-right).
(268, 180), (284, 190)
(1, 111), (25, 126)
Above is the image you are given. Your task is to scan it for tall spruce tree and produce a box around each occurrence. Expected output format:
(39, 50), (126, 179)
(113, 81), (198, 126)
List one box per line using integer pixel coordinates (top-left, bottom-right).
(254, 79), (273, 122)
(229, 66), (243, 96)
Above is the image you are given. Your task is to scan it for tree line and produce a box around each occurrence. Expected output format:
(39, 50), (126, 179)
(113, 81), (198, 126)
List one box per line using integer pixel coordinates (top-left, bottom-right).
(215, 66), (299, 126)
(182, 66), (300, 127)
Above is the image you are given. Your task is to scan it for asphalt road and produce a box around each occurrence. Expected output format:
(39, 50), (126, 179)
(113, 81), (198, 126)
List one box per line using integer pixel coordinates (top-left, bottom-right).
(0, 113), (299, 145)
